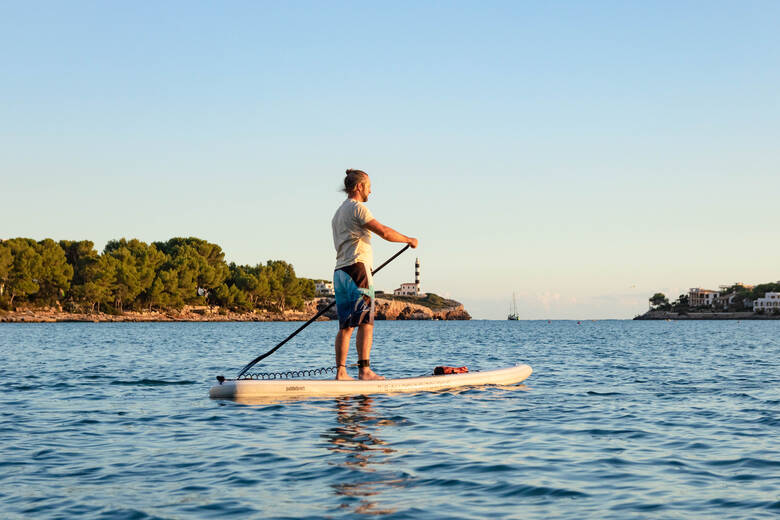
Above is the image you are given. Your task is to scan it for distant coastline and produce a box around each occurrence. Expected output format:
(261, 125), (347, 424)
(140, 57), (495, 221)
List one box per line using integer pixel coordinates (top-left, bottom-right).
(634, 310), (780, 320)
(0, 305), (320, 323)
(640, 282), (780, 320)
(0, 296), (471, 323)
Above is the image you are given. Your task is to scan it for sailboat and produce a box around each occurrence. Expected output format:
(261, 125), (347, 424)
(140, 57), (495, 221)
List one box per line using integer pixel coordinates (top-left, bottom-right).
(507, 293), (519, 320)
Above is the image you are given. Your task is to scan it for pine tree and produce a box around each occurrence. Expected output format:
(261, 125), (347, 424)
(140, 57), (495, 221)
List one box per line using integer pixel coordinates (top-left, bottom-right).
(4, 238), (43, 307)
(35, 239), (73, 305)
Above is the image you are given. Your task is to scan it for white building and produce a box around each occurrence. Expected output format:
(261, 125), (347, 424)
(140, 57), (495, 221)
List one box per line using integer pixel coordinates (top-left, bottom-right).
(754, 292), (780, 312)
(394, 282), (420, 296)
(689, 288), (718, 308)
(315, 281), (334, 296)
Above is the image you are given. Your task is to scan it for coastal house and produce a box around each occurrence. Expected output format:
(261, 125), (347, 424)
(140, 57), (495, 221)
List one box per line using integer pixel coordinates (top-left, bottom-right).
(715, 283), (755, 310)
(393, 258), (426, 297)
(689, 288), (719, 308)
(394, 282), (422, 296)
(714, 291), (741, 310)
(714, 292), (734, 310)
(754, 292), (780, 312)
(315, 281), (334, 296)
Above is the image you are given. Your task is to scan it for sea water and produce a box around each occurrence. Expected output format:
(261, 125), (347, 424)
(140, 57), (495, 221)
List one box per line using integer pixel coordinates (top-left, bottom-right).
(0, 320), (778, 519)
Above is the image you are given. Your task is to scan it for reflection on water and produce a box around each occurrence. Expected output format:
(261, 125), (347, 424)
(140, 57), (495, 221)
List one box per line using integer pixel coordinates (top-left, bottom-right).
(322, 396), (407, 516)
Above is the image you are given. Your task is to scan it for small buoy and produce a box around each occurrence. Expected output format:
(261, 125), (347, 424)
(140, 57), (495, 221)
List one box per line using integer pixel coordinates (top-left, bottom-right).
(577, 321), (581, 325)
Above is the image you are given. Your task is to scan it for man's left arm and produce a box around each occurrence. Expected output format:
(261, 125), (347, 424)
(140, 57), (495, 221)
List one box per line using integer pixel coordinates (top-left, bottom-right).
(364, 219), (418, 248)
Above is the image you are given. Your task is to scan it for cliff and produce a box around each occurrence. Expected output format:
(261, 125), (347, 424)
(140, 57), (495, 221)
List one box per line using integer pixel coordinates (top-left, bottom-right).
(374, 297), (470, 320)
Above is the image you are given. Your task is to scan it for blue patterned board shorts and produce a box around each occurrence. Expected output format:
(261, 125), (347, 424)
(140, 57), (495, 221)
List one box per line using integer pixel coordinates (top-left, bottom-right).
(333, 262), (375, 330)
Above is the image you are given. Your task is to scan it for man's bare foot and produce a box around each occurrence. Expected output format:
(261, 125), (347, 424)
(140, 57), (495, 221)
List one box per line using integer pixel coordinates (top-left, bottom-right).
(359, 369), (385, 381)
(335, 367), (354, 381)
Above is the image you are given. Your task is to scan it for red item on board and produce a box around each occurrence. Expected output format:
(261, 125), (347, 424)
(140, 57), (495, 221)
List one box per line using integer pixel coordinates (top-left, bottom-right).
(434, 366), (469, 375)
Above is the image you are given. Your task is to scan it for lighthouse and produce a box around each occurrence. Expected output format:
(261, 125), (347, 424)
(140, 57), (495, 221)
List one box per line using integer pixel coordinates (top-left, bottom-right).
(393, 257), (426, 297)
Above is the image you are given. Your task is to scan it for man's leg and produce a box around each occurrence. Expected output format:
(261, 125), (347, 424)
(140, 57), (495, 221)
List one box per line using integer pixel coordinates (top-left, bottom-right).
(356, 323), (384, 380)
(335, 327), (354, 380)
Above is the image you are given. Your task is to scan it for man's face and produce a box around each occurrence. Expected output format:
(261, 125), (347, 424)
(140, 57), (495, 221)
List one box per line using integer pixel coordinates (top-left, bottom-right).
(358, 178), (372, 202)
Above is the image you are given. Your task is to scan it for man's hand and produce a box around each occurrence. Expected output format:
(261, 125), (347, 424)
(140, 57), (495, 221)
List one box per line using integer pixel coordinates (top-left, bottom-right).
(408, 238), (418, 248)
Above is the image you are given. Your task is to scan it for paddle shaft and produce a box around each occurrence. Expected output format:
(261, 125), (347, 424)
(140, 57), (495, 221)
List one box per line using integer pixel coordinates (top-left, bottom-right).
(235, 244), (411, 379)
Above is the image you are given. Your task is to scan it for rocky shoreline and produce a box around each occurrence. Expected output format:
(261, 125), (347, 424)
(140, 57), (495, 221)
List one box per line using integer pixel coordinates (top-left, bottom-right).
(374, 297), (470, 321)
(0, 297), (471, 323)
(634, 310), (780, 320)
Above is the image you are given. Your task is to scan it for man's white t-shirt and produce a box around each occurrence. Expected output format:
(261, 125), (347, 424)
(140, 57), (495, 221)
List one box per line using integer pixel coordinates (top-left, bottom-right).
(332, 199), (374, 270)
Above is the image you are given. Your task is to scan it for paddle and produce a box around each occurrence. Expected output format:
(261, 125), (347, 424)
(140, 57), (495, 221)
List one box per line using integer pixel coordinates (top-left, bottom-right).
(229, 244), (412, 380)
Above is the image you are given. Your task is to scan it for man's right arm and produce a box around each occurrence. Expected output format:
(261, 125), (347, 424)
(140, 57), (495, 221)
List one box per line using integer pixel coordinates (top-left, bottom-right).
(364, 219), (418, 248)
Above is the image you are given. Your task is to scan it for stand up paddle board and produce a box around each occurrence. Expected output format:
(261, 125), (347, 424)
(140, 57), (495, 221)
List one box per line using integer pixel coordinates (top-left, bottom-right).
(209, 364), (532, 399)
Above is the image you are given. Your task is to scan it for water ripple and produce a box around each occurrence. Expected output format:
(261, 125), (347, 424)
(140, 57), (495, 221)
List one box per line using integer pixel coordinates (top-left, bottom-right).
(109, 379), (196, 386)
(0, 320), (778, 519)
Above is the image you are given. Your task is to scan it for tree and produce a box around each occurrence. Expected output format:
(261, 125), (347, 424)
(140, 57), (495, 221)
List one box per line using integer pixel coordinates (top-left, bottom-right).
(671, 293), (689, 312)
(265, 260), (293, 311)
(750, 282), (780, 302)
(34, 239), (73, 305)
(60, 240), (99, 309)
(0, 242), (11, 301)
(104, 239), (166, 310)
(298, 278), (316, 305)
(731, 292), (748, 310)
(229, 263), (271, 308)
(153, 238), (228, 303)
(722, 283), (751, 295)
(59, 240), (99, 286)
(213, 283), (251, 311)
(76, 254), (117, 313)
(649, 292), (669, 310)
(4, 238), (43, 307)
(149, 266), (188, 309)
(147, 277), (164, 311)
(103, 239), (164, 311)
(150, 242), (201, 308)
(60, 240), (111, 311)
(213, 283), (233, 308)
(107, 246), (141, 312)
(1, 235), (317, 314)
(264, 260), (314, 311)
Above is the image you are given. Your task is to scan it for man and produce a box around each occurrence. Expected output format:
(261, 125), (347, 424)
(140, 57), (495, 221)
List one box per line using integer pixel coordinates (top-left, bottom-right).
(331, 169), (418, 380)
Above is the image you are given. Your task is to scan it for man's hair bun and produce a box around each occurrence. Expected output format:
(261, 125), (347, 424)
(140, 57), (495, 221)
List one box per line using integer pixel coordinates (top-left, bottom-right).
(343, 169), (368, 194)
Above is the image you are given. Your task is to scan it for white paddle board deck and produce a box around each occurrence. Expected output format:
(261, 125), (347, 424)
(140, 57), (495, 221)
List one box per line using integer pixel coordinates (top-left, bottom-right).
(209, 364), (532, 399)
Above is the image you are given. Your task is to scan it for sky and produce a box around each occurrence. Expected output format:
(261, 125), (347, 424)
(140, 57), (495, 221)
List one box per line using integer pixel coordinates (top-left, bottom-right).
(1, 1), (778, 319)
